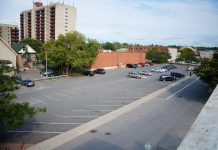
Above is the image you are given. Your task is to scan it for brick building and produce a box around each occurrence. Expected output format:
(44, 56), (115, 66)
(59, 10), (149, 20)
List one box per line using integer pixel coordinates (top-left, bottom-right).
(91, 52), (146, 69)
(0, 23), (19, 46)
(128, 45), (168, 53)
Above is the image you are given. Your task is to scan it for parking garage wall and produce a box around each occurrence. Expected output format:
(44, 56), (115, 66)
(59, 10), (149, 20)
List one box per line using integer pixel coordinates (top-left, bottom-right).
(91, 52), (146, 69)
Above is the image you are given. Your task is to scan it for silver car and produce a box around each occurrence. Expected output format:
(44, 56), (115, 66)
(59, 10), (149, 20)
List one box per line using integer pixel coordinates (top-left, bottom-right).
(128, 72), (141, 79)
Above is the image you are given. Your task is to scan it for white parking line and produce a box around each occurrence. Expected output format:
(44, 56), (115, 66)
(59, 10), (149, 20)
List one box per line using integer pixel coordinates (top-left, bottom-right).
(52, 92), (72, 99)
(104, 101), (132, 103)
(33, 122), (83, 125)
(88, 105), (122, 107)
(72, 109), (114, 112)
(166, 78), (199, 100)
(43, 94), (60, 101)
(8, 131), (63, 134)
(31, 98), (47, 104)
(110, 96), (141, 99)
(55, 115), (100, 118)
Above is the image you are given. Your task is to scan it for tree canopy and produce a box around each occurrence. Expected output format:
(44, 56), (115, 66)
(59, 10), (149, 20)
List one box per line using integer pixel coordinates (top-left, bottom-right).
(178, 48), (198, 62)
(40, 32), (100, 74)
(22, 38), (43, 53)
(102, 42), (128, 51)
(0, 67), (46, 132)
(195, 52), (218, 90)
(146, 48), (171, 63)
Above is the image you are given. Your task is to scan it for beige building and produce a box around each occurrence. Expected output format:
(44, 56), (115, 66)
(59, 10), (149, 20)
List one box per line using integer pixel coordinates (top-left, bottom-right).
(168, 47), (178, 61)
(0, 37), (17, 68)
(20, 1), (77, 42)
(0, 23), (19, 46)
(199, 50), (215, 59)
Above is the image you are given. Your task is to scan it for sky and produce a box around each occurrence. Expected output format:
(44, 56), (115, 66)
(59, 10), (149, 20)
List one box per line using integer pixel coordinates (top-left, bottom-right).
(0, 0), (218, 47)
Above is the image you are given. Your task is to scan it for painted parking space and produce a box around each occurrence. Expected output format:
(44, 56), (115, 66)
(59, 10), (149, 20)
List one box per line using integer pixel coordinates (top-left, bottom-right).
(4, 64), (192, 144)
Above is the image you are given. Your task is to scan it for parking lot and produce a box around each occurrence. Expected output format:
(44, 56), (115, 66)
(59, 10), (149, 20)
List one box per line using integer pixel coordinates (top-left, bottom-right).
(4, 64), (191, 144)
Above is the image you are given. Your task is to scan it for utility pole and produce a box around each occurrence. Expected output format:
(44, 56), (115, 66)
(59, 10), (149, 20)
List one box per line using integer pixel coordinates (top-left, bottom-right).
(45, 50), (48, 77)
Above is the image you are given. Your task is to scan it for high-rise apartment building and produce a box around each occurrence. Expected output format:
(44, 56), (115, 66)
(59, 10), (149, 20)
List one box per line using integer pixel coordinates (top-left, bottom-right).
(20, 2), (77, 42)
(0, 23), (19, 46)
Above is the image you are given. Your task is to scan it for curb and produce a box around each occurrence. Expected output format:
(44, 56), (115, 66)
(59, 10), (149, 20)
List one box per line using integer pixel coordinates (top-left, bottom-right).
(28, 76), (195, 150)
(33, 75), (68, 82)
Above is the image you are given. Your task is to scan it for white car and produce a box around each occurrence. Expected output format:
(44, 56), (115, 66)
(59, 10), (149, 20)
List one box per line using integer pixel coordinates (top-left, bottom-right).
(187, 67), (194, 71)
(151, 68), (164, 73)
(138, 71), (152, 76)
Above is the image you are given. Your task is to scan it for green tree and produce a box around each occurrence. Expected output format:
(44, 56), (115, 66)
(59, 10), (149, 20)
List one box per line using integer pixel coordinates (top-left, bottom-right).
(195, 52), (218, 90)
(40, 32), (100, 74)
(178, 48), (198, 61)
(22, 38), (43, 53)
(146, 48), (171, 63)
(0, 66), (46, 132)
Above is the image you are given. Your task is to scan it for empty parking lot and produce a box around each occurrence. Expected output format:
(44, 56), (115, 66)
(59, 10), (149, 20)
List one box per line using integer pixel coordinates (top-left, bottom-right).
(3, 65), (191, 144)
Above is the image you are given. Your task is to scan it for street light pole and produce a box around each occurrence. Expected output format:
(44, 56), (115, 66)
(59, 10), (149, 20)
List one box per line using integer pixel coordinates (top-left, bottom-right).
(45, 50), (48, 77)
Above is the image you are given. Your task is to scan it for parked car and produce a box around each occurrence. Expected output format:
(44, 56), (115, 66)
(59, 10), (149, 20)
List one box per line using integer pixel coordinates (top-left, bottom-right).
(41, 70), (61, 77)
(128, 72), (141, 79)
(159, 75), (176, 81)
(40, 70), (53, 76)
(133, 64), (141, 68)
(21, 79), (35, 87)
(138, 70), (152, 76)
(145, 60), (153, 66)
(94, 68), (106, 74)
(187, 66), (195, 71)
(138, 63), (145, 67)
(126, 64), (134, 68)
(151, 68), (164, 73)
(82, 70), (94, 76)
(170, 72), (185, 78)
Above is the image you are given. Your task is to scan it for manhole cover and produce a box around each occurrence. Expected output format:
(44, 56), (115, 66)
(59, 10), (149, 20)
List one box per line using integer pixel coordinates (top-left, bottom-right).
(90, 129), (97, 133)
(105, 132), (111, 135)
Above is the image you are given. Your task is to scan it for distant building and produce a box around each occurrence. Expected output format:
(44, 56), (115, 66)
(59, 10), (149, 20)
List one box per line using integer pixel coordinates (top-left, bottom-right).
(128, 45), (168, 52)
(168, 47), (178, 61)
(199, 50), (215, 59)
(20, 1), (77, 42)
(0, 23), (19, 46)
(116, 48), (128, 52)
(11, 42), (37, 71)
(0, 37), (17, 69)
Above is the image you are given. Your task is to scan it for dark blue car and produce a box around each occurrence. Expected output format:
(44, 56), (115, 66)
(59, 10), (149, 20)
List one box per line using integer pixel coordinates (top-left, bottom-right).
(21, 80), (35, 87)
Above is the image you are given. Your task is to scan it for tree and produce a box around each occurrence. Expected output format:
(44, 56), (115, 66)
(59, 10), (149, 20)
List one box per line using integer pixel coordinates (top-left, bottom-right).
(22, 38), (43, 53)
(0, 66), (46, 132)
(195, 52), (218, 90)
(178, 48), (198, 62)
(146, 48), (171, 63)
(40, 32), (100, 74)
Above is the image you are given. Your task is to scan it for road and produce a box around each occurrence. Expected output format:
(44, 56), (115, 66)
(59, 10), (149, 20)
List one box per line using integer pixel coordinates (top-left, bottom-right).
(1, 65), (209, 148)
(54, 77), (210, 150)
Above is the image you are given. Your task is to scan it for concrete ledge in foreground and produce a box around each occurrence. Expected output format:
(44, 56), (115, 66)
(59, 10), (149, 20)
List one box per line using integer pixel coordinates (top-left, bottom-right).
(177, 85), (218, 150)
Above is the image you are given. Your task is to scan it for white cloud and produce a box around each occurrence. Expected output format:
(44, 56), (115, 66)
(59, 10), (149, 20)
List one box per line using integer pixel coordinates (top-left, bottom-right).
(0, 0), (218, 46)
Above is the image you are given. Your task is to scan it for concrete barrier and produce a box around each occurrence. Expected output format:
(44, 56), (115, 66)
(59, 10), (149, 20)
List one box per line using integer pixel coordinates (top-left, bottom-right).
(33, 75), (68, 82)
(177, 85), (218, 150)
(28, 76), (193, 150)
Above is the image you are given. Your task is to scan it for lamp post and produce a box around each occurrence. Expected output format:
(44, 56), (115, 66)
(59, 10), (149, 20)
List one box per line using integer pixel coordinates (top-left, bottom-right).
(45, 50), (48, 77)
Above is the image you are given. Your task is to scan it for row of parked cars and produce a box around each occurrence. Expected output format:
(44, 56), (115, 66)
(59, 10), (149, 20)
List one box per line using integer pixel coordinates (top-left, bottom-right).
(82, 68), (106, 76)
(126, 62), (153, 68)
(127, 64), (186, 82)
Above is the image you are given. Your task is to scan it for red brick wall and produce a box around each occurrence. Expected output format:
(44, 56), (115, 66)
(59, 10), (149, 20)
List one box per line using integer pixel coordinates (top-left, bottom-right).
(91, 52), (146, 69)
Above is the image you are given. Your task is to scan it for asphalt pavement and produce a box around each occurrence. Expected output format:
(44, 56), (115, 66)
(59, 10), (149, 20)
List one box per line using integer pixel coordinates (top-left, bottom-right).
(1, 64), (209, 149)
(54, 77), (210, 150)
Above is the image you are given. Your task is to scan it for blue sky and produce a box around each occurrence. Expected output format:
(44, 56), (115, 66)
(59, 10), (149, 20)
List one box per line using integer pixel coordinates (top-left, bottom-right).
(0, 0), (218, 46)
